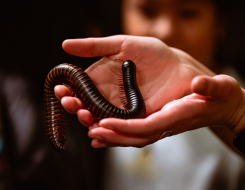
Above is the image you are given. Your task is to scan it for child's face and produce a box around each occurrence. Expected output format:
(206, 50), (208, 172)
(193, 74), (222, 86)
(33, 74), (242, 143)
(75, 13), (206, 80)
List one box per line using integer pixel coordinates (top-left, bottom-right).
(122, 0), (219, 67)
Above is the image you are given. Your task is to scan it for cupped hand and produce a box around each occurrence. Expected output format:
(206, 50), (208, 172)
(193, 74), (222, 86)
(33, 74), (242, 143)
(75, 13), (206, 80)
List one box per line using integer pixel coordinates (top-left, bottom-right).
(88, 74), (245, 148)
(55, 35), (245, 148)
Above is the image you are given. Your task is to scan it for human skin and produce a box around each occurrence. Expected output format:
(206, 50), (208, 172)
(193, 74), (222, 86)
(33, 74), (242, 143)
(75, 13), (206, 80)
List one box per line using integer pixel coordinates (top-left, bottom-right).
(121, 0), (222, 69)
(54, 0), (245, 155)
(54, 35), (245, 155)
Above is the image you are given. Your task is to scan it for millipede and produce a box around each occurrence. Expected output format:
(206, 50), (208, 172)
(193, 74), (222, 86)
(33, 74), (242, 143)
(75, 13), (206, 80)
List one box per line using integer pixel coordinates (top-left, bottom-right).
(44, 60), (146, 152)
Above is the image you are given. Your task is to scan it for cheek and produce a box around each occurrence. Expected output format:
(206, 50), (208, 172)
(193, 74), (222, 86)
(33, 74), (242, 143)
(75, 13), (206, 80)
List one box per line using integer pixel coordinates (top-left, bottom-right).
(179, 22), (217, 64)
(122, 10), (151, 36)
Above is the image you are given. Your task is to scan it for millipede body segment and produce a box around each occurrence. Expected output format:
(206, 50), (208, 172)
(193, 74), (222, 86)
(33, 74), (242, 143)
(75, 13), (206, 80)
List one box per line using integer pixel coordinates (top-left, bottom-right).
(44, 61), (146, 152)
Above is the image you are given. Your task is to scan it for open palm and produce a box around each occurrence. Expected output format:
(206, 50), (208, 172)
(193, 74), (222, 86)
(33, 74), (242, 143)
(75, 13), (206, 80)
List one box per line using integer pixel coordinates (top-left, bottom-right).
(55, 35), (244, 149)
(59, 35), (213, 115)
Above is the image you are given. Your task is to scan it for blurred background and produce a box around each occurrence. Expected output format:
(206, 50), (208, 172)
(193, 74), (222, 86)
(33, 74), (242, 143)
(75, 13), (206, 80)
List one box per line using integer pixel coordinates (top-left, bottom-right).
(0, 1), (120, 189)
(0, 0), (245, 190)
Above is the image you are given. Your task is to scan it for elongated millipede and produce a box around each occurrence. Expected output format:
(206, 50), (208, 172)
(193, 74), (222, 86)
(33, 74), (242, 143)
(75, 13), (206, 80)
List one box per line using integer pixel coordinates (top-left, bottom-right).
(44, 60), (146, 152)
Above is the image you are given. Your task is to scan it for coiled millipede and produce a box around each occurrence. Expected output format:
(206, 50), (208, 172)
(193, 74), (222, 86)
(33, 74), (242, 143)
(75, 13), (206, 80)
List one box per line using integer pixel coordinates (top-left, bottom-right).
(44, 60), (146, 152)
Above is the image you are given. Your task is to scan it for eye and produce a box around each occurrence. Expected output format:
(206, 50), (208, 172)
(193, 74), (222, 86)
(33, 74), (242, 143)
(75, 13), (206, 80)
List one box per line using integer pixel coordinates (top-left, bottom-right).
(179, 9), (199, 20)
(139, 6), (157, 18)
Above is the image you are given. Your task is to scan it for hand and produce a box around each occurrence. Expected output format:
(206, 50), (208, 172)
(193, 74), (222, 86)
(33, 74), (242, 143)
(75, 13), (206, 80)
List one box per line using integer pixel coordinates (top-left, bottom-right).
(56, 35), (213, 119)
(89, 74), (245, 149)
(55, 35), (245, 148)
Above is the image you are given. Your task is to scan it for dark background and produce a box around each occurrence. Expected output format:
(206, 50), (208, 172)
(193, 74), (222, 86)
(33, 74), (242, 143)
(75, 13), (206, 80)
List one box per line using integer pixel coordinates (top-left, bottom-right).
(0, 1), (121, 190)
(0, 0), (245, 190)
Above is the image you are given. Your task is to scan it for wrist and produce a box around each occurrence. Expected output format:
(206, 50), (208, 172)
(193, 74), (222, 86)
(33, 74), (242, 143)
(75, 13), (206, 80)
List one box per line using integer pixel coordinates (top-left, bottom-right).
(231, 88), (245, 155)
(232, 88), (245, 134)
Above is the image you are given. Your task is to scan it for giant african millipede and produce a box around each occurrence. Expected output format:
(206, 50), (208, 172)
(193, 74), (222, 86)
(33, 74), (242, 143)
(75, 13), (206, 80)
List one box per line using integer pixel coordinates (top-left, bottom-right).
(44, 60), (146, 152)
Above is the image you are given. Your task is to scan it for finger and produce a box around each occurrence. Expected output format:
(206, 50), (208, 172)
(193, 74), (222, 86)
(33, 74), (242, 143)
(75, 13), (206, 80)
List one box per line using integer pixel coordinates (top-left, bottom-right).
(99, 117), (154, 137)
(91, 139), (109, 148)
(99, 110), (177, 137)
(88, 126), (154, 148)
(62, 35), (126, 57)
(61, 96), (84, 114)
(91, 139), (129, 148)
(191, 75), (239, 100)
(54, 85), (72, 100)
(77, 109), (94, 127)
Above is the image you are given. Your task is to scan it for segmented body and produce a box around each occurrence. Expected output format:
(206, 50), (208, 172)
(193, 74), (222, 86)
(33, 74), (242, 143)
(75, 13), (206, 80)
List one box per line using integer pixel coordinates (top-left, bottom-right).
(44, 61), (146, 152)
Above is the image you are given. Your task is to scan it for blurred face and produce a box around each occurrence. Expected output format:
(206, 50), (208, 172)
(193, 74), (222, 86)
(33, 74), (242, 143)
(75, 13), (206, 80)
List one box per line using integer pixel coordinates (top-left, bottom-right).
(122, 0), (220, 67)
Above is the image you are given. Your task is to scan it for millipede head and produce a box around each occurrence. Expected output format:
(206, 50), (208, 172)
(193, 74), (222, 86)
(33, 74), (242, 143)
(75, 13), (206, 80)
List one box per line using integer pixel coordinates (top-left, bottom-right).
(122, 60), (136, 69)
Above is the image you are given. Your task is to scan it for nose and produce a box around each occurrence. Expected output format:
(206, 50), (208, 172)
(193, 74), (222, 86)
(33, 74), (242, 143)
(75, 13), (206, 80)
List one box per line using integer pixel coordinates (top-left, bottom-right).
(149, 16), (175, 45)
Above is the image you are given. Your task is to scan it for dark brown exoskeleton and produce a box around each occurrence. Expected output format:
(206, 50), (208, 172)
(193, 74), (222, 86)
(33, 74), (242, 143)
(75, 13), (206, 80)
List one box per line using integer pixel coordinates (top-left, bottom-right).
(44, 61), (146, 152)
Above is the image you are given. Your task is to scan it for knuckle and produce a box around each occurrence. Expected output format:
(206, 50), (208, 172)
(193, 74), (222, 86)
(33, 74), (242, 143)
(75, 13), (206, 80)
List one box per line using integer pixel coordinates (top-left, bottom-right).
(222, 76), (240, 98)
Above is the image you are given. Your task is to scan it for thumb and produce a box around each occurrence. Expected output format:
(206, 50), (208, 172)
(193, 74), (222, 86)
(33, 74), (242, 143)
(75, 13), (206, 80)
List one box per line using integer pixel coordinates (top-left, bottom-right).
(191, 75), (239, 100)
